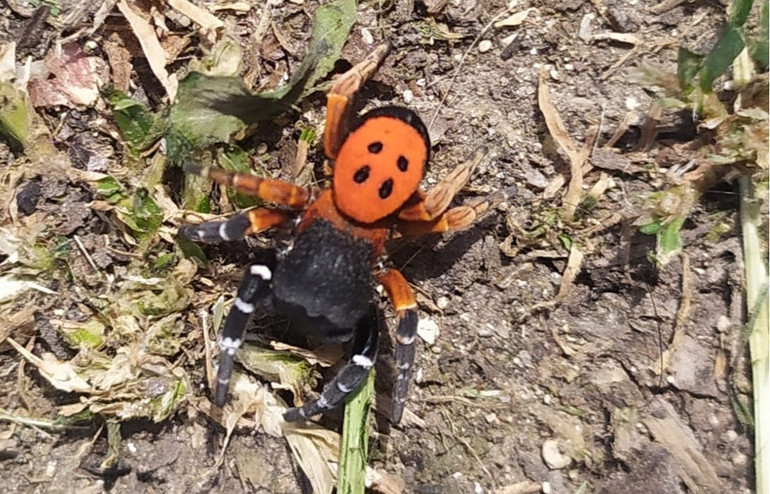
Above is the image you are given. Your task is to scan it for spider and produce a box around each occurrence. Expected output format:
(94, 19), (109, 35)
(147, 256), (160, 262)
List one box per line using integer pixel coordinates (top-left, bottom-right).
(179, 44), (506, 423)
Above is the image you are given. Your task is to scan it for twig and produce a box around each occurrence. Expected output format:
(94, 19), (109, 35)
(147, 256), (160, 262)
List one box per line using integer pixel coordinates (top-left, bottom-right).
(73, 234), (101, 275)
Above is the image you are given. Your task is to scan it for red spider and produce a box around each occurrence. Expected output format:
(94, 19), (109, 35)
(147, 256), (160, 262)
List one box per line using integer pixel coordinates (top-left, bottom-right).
(179, 45), (507, 423)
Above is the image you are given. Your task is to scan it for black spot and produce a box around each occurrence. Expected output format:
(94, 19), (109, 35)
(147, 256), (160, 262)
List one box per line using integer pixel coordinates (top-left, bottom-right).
(379, 178), (394, 199)
(368, 141), (383, 153)
(353, 166), (370, 183)
(397, 155), (409, 172)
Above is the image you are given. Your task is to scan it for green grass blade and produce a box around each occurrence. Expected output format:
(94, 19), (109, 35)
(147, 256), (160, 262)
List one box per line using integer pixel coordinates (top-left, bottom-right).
(337, 371), (374, 494)
(700, 25), (746, 92)
(729, 0), (754, 27)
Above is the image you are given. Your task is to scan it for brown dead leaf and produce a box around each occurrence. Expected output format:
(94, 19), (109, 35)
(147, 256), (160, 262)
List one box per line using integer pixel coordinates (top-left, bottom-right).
(116, 0), (177, 100)
(27, 43), (108, 108)
(103, 32), (132, 92)
(494, 8), (535, 28)
(7, 337), (93, 393)
(592, 32), (642, 45)
(166, 0), (224, 42)
(159, 34), (191, 62)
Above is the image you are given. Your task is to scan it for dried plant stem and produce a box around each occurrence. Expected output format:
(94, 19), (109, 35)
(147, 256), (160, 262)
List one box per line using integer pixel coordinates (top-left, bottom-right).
(739, 176), (769, 494)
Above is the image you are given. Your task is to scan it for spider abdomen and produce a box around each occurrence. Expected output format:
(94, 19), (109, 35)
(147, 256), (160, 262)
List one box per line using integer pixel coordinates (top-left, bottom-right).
(272, 219), (374, 336)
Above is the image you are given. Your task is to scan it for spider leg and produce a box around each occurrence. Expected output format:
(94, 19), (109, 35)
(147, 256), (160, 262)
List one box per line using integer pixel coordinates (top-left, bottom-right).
(179, 208), (290, 244)
(324, 44), (390, 159)
(376, 268), (418, 424)
(396, 146), (515, 235)
(399, 146), (487, 222)
(214, 261), (275, 407)
(184, 164), (310, 209)
(283, 306), (380, 422)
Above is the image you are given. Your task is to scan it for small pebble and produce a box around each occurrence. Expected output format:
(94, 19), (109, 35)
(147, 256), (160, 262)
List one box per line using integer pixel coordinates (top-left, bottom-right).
(542, 482), (552, 494)
(436, 296), (449, 309)
(478, 40), (493, 53)
(732, 453), (748, 466)
(716, 315), (731, 332)
(625, 96), (641, 110)
(361, 28), (374, 45)
(403, 89), (414, 104)
(417, 318), (440, 345)
(542, 439), (572, 469)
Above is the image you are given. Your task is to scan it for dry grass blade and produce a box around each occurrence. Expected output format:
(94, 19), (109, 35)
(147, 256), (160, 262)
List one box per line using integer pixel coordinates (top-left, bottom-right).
(166, 0), (223, 41)
(643, 398), (724, 493)
(537, 69), (592, 219)
(650, 253), (692, 374)
(7, 338), (92, 393)
(555, 243), (584, 301)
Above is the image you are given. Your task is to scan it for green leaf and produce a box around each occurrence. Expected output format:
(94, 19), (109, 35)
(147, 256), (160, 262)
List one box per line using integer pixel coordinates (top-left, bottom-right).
(295, 0), (357, 98)
(677, 46), (705, 91)
(181, 172), (213, 212)
(96, 176), (125, 203)
(117, 188), (163, 242)
(639, 220), (663, 235)
(218, 146), (262, 208)
(150, 377), (188, 422)
(166, 0), (356, 164)
(750, 1), (769, 68)
(105, 88), (166, 152)
(728, 0), (754, 27)
(700, 26), (746, 93)
(0, 82), (29, 151)
(656, 216), (685, 264)
(175, 236), (207, 266)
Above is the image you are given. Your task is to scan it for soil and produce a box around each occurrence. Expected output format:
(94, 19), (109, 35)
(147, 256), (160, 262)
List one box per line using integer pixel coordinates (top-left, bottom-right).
(0, 1), (759, 494)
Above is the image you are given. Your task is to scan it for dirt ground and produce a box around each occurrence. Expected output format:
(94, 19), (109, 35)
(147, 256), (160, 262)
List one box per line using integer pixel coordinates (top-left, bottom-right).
(0, 0), (761, 493)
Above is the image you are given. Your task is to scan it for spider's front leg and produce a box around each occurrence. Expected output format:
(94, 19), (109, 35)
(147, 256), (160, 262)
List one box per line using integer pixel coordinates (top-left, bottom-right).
(179, 208), (290, 244)
(184, 164), (310, 208)
(396, 147), (514, 235)
(215, 261), (275, 407)
(283, 306), (380, 422)
(324, 43), (390, 159)
(178, 163), (308, 243)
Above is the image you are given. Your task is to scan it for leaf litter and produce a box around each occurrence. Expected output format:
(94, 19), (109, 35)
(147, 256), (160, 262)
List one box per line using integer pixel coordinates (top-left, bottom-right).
(0, 0), (373, 491)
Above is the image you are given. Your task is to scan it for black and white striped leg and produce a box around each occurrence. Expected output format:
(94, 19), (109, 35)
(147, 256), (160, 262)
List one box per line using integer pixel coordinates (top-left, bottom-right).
(178, 208), (289, 244)
(392, 309), (418, 423)
(179, 213), (252, 244)
(283, 308), (380, 422)
(214, 262), (275, 407)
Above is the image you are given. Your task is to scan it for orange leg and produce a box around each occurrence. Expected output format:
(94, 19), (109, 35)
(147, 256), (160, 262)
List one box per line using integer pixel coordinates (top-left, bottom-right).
(376, 268), (418, 423)
(178, 208), (290, 243)
(397, 187), (515, 236)
(184, 164), (309, 209)
(324, 44), (390, 159)
(398, 147), (487, 222)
